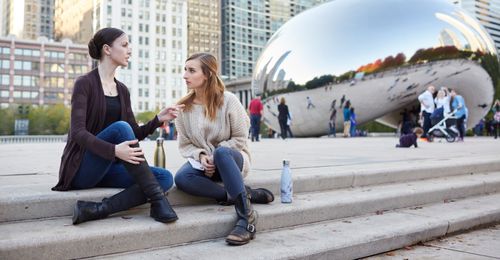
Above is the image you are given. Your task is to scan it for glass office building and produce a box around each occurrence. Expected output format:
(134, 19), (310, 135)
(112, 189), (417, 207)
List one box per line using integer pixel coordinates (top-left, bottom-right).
(221, 0), (325, 80)
(454, 0), (500, 55)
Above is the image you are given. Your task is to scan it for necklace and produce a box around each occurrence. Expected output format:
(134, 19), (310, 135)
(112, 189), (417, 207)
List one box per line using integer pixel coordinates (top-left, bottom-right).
(102, 82), (116, 96)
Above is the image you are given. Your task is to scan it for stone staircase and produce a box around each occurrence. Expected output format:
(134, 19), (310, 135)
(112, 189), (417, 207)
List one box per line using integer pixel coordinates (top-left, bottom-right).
(2, 157), (500, 259)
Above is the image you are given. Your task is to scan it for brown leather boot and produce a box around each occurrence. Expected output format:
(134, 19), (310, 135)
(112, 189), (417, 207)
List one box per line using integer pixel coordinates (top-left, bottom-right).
(226, 191), (258, 245)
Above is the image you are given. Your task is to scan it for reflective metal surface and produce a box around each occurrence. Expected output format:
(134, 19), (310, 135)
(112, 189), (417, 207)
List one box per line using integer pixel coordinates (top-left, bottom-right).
(253, 0), (498, 137)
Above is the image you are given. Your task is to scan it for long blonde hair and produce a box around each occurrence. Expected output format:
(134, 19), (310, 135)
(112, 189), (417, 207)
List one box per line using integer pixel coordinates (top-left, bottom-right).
(177, 53), (225, 121)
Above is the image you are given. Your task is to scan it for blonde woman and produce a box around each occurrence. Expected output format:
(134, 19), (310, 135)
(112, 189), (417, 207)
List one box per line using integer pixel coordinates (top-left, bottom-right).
(174, 53), (274, 246)
(434, 87), (451, 115)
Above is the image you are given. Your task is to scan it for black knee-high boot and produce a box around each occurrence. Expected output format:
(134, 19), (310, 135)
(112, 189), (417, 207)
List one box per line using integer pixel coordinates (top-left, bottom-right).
(72, 184), (147, 225)
(73, 144), (178, 224)
(121, 144), (178, 223)
(226, 191), (258, 245)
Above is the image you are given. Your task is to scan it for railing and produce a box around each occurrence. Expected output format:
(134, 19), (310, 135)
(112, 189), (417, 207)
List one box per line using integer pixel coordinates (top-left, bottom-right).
(0, 135), (67, 144)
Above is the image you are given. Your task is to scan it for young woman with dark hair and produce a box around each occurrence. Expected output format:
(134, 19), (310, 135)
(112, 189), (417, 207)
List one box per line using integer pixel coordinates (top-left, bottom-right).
(174, 53), (274, 245)
(53, 27), (183, 224)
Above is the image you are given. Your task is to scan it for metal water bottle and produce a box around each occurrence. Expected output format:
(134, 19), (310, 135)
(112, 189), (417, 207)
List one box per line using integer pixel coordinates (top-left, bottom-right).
(281, 159), (293, 203)
(154, 129), (166, 168)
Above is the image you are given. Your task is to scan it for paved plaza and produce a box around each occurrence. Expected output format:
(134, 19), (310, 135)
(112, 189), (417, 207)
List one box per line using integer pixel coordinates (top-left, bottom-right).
(1, 136), (498, 184)
(0, 136), (499, 259)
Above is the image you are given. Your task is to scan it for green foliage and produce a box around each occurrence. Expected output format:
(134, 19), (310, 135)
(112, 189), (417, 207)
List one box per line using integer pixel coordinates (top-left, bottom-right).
(0, 107), (15, 135)
(358, 120), (395, 133)
(304, 75), (334, 90)
(135, 110), (158, 125)
(136, 110), (162, 139)
(28, 104), (71, 135)
(0, 104), (71, 135)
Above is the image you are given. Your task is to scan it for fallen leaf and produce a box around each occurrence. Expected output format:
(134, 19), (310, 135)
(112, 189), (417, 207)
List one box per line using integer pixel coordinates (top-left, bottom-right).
(385, 252), (396, 256)
(404, 246), (413, 250)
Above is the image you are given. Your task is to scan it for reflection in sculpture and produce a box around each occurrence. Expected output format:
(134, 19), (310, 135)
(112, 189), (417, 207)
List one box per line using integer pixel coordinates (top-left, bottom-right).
(252, 0), (498, 137)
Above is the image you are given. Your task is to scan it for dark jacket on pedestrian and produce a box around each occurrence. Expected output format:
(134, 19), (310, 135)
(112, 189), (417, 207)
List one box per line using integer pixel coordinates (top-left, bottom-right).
(278, 103), (289, 122)
(52, 68), (161, 191)
(399, 133), (418, 148)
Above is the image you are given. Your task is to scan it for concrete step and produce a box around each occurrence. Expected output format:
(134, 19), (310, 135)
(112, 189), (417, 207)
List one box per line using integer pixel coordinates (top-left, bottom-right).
(2, 157), (499, 222)
(2, 171), (500, 259)
(96, 192), (500, 260)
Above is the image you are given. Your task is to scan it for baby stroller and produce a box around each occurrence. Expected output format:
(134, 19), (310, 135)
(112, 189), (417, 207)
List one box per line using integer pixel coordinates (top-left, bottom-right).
(427, 108), (458, 142)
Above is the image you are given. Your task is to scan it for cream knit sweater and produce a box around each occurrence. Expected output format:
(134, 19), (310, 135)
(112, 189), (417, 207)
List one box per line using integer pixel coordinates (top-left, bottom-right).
(175, 91), (251, 177)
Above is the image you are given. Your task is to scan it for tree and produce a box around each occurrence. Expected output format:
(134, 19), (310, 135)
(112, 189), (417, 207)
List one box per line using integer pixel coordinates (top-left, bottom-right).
(28, 104), (70, 135)
(135, 110), (158, 125)
(0, 107), (15, 135)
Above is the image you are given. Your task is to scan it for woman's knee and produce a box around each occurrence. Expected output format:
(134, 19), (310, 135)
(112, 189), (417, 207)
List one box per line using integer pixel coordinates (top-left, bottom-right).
(150, 167), (174, 192)
(174, 168), (199, 192)
(111, 121), (135, 140)
(213, 146), (232, 162)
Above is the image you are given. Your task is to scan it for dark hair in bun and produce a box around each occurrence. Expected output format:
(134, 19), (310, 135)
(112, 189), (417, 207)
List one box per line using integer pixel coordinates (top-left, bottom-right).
(88, 27), (125, 60)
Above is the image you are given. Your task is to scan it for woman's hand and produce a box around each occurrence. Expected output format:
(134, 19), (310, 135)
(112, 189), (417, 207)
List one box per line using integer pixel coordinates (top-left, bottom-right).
(200, 154), (216, 177)
(115, 140), (145, 164)
(157, 104), (185, 123)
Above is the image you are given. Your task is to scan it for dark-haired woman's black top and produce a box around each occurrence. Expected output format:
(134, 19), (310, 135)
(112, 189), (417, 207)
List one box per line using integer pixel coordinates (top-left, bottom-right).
(103, 95), (121, 129)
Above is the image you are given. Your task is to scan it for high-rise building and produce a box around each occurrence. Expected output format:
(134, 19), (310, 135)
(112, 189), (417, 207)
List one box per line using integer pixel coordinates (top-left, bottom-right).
(220, 0), (325, 80)
(453, 0), (500, 55)
(0, 35), (91, 107)
(0, 0), (4, 36)
(55, 0), (188, 112)
(187, 0), (220, 60)
(54, 0), (93, 44)
(2, 0), (55, 40)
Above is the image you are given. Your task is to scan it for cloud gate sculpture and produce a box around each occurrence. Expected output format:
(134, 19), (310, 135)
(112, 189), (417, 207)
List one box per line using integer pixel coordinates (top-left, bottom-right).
(252, 0), (498, 137)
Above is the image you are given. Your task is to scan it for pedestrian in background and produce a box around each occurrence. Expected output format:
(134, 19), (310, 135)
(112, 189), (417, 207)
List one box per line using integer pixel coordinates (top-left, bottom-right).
(286, 111), (294, 138)
(278, 97), (291, 140)
(343, 100), (351, 137)
(350, 107), (357, 137)
(418, 85), (436, 139)
(248, 95), (263, 142)
(450, 89), (467, 142)
(492, 99), (500, 139)
(396, 127), (424, 148)
(329, 106), (337, 137)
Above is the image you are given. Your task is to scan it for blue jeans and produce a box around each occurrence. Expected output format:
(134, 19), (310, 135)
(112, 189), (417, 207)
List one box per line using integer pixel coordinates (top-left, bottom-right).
(279, 119), (288, 139)
(329, 122), (336, 137)
(422, 111), (431, 138)
(71, 121), (174, 191)
(250, 114), (261, 141)
(174, 146), (245, 201)
(350, 124), (356, 137)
